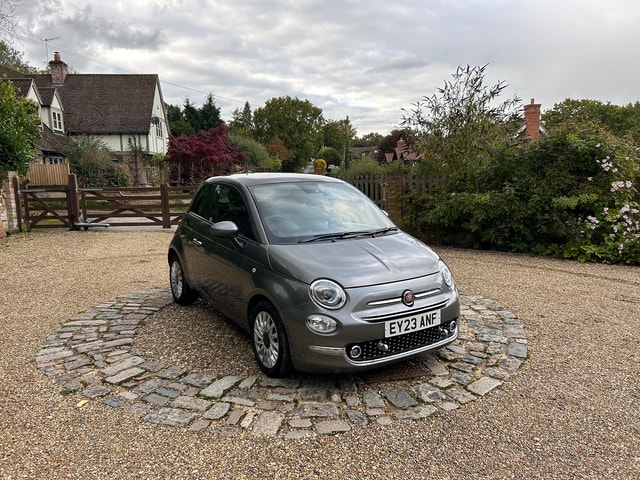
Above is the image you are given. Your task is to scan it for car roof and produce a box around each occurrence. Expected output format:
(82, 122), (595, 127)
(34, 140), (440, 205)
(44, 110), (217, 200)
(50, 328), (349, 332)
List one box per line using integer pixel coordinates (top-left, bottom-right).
(204, 172), (343, 187)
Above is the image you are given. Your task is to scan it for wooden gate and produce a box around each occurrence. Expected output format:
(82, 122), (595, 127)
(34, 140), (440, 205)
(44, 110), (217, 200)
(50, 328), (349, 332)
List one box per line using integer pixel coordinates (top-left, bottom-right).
(14, 174), (196, 231)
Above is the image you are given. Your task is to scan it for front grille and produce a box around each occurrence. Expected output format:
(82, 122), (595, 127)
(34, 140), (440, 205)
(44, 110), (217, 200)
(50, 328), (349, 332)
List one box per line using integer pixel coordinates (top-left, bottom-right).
(346, 320), (457, 362)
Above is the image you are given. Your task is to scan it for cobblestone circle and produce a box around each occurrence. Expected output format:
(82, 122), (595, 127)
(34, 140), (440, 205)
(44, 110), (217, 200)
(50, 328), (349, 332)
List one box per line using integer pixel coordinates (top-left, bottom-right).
(36, 290), (528, 438)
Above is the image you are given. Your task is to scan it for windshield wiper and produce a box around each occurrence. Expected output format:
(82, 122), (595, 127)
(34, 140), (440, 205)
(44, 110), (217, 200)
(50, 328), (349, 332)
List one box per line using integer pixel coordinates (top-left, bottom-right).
(298, 231), (364, 243)
(298, 227), (399, 243)
(370, 227), (399, 236)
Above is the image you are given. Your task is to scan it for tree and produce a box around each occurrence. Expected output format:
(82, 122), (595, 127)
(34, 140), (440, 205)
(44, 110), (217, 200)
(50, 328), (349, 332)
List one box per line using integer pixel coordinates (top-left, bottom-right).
(353, 132), (383, 147)
(0, 40), (38, 73)
(543, 98), (640, 142)
(165, 124), (246, 184)
(316, 146), (341, 167)
(0, 0), (18, 41)
(322, 118), (356, 166)
(66, 136), (130, 187)
(401, 64), (522, 190)
(228, 101), (254, 137)
(167, 93), (223, 137)
(0, 80), (40, 175)
(230, 133), (276, 172)
(376, 130), (404, 164)
(253, 96), (324, 172)
(166, 104), (194, 136)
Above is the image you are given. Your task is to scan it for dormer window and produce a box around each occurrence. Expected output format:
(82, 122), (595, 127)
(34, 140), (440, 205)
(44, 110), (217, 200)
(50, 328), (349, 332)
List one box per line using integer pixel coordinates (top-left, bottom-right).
(52, 111), (63, 132)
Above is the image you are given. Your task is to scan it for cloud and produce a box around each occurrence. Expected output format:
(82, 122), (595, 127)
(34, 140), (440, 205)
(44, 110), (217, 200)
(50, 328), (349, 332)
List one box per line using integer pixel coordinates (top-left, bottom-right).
(12, 0), (640, 135)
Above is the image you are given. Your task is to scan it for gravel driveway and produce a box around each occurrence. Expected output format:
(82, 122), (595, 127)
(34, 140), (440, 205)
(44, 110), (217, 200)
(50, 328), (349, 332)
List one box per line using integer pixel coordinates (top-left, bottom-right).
(0, 230), (638, 479)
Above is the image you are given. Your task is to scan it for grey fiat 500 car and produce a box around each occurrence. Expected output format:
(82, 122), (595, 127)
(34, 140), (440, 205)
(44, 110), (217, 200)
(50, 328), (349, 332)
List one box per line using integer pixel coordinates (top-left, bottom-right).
(168, 173), (460, 377)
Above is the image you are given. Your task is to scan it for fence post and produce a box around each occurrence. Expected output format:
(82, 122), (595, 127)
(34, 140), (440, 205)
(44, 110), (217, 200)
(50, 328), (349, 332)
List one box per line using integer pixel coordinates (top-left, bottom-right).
(161, 183), (170, 228)
(67, 174), (80, 230)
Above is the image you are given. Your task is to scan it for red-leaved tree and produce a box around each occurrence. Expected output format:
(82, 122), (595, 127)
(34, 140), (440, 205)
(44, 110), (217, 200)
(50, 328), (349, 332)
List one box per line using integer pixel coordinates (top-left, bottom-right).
(166, 124), (246, 184)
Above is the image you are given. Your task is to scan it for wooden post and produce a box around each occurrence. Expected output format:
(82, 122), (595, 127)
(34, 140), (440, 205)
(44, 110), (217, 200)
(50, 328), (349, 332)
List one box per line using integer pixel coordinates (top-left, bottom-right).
(67, 174), (80, 230)
(161, 183), (170, 228)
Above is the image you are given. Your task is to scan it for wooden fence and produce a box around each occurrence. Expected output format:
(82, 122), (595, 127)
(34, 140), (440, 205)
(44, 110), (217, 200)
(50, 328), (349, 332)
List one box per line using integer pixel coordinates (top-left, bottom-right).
(14, 174), (196, 231)
(12, 172), (446, 232)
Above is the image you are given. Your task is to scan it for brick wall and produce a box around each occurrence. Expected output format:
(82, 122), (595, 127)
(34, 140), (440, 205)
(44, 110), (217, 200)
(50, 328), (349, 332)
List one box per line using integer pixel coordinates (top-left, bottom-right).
(0, 171), (20, 236)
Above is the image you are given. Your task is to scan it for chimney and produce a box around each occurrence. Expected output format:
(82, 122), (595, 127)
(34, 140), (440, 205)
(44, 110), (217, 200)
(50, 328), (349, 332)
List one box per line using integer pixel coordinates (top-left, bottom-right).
(49, 51), (68, 86)
(523, 98), (542, 139)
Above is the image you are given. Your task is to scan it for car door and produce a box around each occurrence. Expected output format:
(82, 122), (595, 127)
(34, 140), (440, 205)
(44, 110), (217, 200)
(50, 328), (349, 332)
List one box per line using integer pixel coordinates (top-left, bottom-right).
(195, 183), (256, 324)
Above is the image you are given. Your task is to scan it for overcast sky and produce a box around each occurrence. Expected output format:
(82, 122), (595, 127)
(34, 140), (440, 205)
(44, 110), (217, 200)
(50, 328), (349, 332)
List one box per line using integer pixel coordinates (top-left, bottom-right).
(9, 0), (640, 135)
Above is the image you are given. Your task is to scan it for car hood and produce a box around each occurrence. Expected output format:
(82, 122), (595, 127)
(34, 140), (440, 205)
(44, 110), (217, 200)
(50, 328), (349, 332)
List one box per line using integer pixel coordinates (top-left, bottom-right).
(266, 233), (441, 287)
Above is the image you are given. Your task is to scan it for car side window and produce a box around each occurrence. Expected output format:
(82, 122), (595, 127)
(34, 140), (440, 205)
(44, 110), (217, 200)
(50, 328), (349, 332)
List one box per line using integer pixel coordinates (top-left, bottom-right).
(211, 184), (255, 240)
(189, 184), (215, 221)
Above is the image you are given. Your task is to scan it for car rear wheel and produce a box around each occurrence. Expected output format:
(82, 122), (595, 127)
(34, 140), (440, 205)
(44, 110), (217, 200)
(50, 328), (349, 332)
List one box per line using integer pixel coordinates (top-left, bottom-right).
(169, 256), (198, 305)
(251, 301), (292, 378)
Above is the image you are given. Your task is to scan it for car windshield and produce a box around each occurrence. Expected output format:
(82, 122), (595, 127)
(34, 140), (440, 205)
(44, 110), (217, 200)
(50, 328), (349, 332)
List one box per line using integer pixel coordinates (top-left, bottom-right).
(251, 181), (396, 244)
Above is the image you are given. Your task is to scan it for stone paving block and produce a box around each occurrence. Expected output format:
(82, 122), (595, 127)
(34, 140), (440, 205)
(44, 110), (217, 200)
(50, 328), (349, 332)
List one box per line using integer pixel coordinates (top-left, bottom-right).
(467, 377), (502, 396)
(181, 372), (217, 388)
(226, 410), (244, 425)
(289, 419), (312, 429)
(384, 388), (418, 409)
(189, 419), (210, 432)
(142, 393), (169, 406)
(100, 356), (145, 376)
(315, 420), (350, 434)
(445, 386), (477, 404)
(346, 410), (368, 427)
(298, 402), (340, 418)
(203, 402), (231, 420)
(104, 367), (145, 384)
(82, 385), (112, 398)
(157, 366), (187, 379)
(413, 383), (447, 403)
(394, 404), (437, 421)
(508, 342), (528, 358)
(103, 396), (125, 408)
(362, 390), (385, 409)
(170, 395), (212, 412)
(251, 412), (285, 436)
(143, 407), (196, 427)
(134, 378), (166, 394)
(201, 376), (242, 398)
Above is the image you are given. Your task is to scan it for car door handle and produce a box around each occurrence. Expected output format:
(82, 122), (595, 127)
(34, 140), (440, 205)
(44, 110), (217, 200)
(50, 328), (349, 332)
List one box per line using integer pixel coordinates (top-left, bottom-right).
(192, 238), (203, 246)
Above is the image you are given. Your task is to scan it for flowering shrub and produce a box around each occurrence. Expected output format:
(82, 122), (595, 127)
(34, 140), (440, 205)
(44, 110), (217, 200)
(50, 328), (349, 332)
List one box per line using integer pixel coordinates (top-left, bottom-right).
(313, 158), (327, 174)
(570, 147), (640, 264)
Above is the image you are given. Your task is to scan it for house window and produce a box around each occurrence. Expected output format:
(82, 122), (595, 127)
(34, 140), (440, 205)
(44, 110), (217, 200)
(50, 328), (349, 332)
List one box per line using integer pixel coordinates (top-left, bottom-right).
(48, 156), (64, 165)
(153, 118), (163, 138)
(52, 112), (63, 132)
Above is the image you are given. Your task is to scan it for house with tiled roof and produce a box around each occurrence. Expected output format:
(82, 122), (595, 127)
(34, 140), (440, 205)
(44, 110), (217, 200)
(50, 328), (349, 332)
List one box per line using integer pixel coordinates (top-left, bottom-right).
(0, 68), (67, 165)
(2, 52), (170, 183)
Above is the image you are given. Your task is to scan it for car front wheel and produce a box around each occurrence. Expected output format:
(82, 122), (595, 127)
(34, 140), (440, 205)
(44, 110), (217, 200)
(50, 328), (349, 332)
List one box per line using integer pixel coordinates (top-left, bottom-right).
(251, 301), (292, 378)
(169, 255), (198, 305)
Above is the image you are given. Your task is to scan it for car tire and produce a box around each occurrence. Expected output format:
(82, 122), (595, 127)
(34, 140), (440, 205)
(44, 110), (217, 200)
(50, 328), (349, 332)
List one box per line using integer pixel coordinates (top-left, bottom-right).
(250, 301), (292, 378)
(169, 255), (198, 305)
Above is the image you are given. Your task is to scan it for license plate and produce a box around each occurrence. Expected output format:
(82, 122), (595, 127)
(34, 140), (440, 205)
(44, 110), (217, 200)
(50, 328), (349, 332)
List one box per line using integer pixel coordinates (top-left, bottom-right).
(384, 310), (442, 338)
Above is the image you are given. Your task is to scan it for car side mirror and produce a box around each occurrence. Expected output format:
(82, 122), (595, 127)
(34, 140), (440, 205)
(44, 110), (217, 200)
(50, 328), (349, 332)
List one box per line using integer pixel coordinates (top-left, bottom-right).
(211, 221), (244, 249)
(211, 220), (239, 238)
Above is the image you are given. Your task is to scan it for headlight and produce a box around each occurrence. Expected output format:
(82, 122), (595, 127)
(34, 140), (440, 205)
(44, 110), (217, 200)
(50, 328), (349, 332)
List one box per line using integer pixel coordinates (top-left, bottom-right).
(309, 279), (346, 309)
(306, 315), (338, 334)
(439, 259), (453, 287)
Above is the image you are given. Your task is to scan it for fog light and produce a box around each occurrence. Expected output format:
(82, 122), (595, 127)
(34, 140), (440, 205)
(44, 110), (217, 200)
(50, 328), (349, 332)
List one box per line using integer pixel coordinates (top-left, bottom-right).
(350, 345), (362, 358)
(448, 320), (457, 333)
(306, 315), (338, 334)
